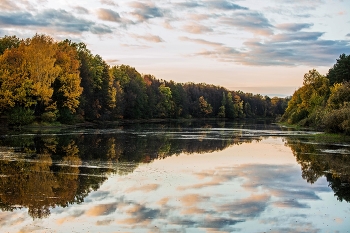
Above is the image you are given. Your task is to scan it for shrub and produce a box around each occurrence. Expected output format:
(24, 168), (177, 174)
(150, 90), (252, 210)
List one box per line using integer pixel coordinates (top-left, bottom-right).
(7, 106), (35, 126)
(41, 111), (57, 123)
(322, 104), (350, 134)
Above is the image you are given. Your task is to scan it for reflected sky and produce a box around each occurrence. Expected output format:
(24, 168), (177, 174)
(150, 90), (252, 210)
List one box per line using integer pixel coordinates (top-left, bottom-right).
(1, 137), (349, 233)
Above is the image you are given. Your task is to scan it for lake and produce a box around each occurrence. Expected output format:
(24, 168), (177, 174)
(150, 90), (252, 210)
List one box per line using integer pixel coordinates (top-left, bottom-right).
(0, 120), (349, 233)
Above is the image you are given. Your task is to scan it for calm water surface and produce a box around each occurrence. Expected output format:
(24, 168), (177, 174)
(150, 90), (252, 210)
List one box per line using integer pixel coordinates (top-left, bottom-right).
(0, 121), (349, 232)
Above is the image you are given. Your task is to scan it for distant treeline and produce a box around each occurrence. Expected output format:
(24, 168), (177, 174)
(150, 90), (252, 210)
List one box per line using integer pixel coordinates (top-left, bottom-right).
(0, 34), (288, 126)
(281, 54), (350, 134)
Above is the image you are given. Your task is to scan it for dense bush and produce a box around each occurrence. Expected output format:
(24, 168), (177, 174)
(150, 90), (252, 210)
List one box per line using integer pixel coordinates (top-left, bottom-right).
(41, 111), (57, 123)
(322, 104), (350, 134)
(7, 106), (35, 126)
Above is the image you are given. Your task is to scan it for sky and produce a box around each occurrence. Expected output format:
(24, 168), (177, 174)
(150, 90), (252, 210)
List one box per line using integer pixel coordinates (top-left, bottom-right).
(0, 0), (350, 97)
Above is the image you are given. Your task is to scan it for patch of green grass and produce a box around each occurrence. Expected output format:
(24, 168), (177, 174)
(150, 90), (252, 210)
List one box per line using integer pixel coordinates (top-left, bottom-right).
(277, 122), (310, 131)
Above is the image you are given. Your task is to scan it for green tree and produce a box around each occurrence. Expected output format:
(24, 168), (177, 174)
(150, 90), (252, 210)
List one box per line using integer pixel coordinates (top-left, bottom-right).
(217, 92), (226, 118)
(225, 92), (235, 119)
(110, 65), (148, 119)
(0, 35), (21, 55)
(244, 102), (253, 118)
(157, 83), (174, 118)
(75, 43), (112, 120)
(327, 54), (350, 85)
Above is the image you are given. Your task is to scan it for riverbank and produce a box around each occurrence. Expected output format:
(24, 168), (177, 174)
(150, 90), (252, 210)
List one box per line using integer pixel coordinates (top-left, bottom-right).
(278, 122), (350, 143)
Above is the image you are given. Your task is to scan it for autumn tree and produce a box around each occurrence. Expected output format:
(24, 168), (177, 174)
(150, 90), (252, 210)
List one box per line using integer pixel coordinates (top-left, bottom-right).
(233, 94), (244, 118)
(322, 82), (350, 134)
(52, 40), (83, 122)
(23, 34), (61, 114)
(282, 69), (329, 126)
(198, 96), (212, 117)
(0, 34), (62, 124)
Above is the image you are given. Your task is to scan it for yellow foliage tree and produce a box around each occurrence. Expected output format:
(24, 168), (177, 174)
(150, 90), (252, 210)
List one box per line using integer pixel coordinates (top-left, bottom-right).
(54, 41), (83, 113)
(23, 34), (60, 107)
(0, 34), (60, 114)
(0, 44), (34, 111)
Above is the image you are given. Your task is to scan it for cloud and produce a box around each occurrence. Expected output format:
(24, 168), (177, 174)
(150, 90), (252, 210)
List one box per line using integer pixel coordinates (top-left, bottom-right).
(74, 6), (89, 14)
(131, 33), (164, 43)
(182, 23), (213, 34)
(170, 216), (244, 231)
(100, 0), (117, 6)
(125, 183), (159, 193)
(200, 217), (244, 230)
(219, 12), (274, 36)
(96, 219), (113, 225)
(239, 37), (350, 66)
(0, 0), (20, 11)
(272, 32), (324, 42)
(19, 225), (46, 233)
(179, 36), (223, 47)
(157, 197), (170, 205)
(270, 189), (321, 201)
(97, 8), (121, 22)
(273, 199), (310, 208)
(276, 23), (313, 32)
(179, 194), (210, 206)
(183, 41), (239, 63)
(207, 0), (248, 10)
(177, 168), (237, 190)
(218, 194), (270, 218)
(176, 0), (247, 10)
(346, 33), (350, 37)
(181, 206), (207, 215)
(56, 210), (85, 225)
(117, 203), (161, 225)
(85, 203), (118, 216)
(129, 2), (164, 21)
(188, 13), (212, 21)
(183, 29), (350, 66)
(176, 1), (203, 8)
(0, 9), (113, 34)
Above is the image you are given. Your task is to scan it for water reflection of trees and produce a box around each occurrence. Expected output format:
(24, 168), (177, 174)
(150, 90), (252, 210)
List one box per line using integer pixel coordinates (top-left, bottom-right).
(284, 137), (350, 202)
(0, 137), (110, 219)
(0, 122), (259, 219)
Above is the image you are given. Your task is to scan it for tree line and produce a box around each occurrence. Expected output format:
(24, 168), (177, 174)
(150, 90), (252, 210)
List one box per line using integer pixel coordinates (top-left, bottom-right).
(0, 34), (288, 126)
(281, 54), (350, 134)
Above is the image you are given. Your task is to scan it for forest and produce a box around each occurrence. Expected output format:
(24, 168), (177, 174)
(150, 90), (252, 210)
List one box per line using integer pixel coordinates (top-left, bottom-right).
(1, 34), (349, 134)
(281, 53), (350, 135)
(0, 34), (288, 126)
